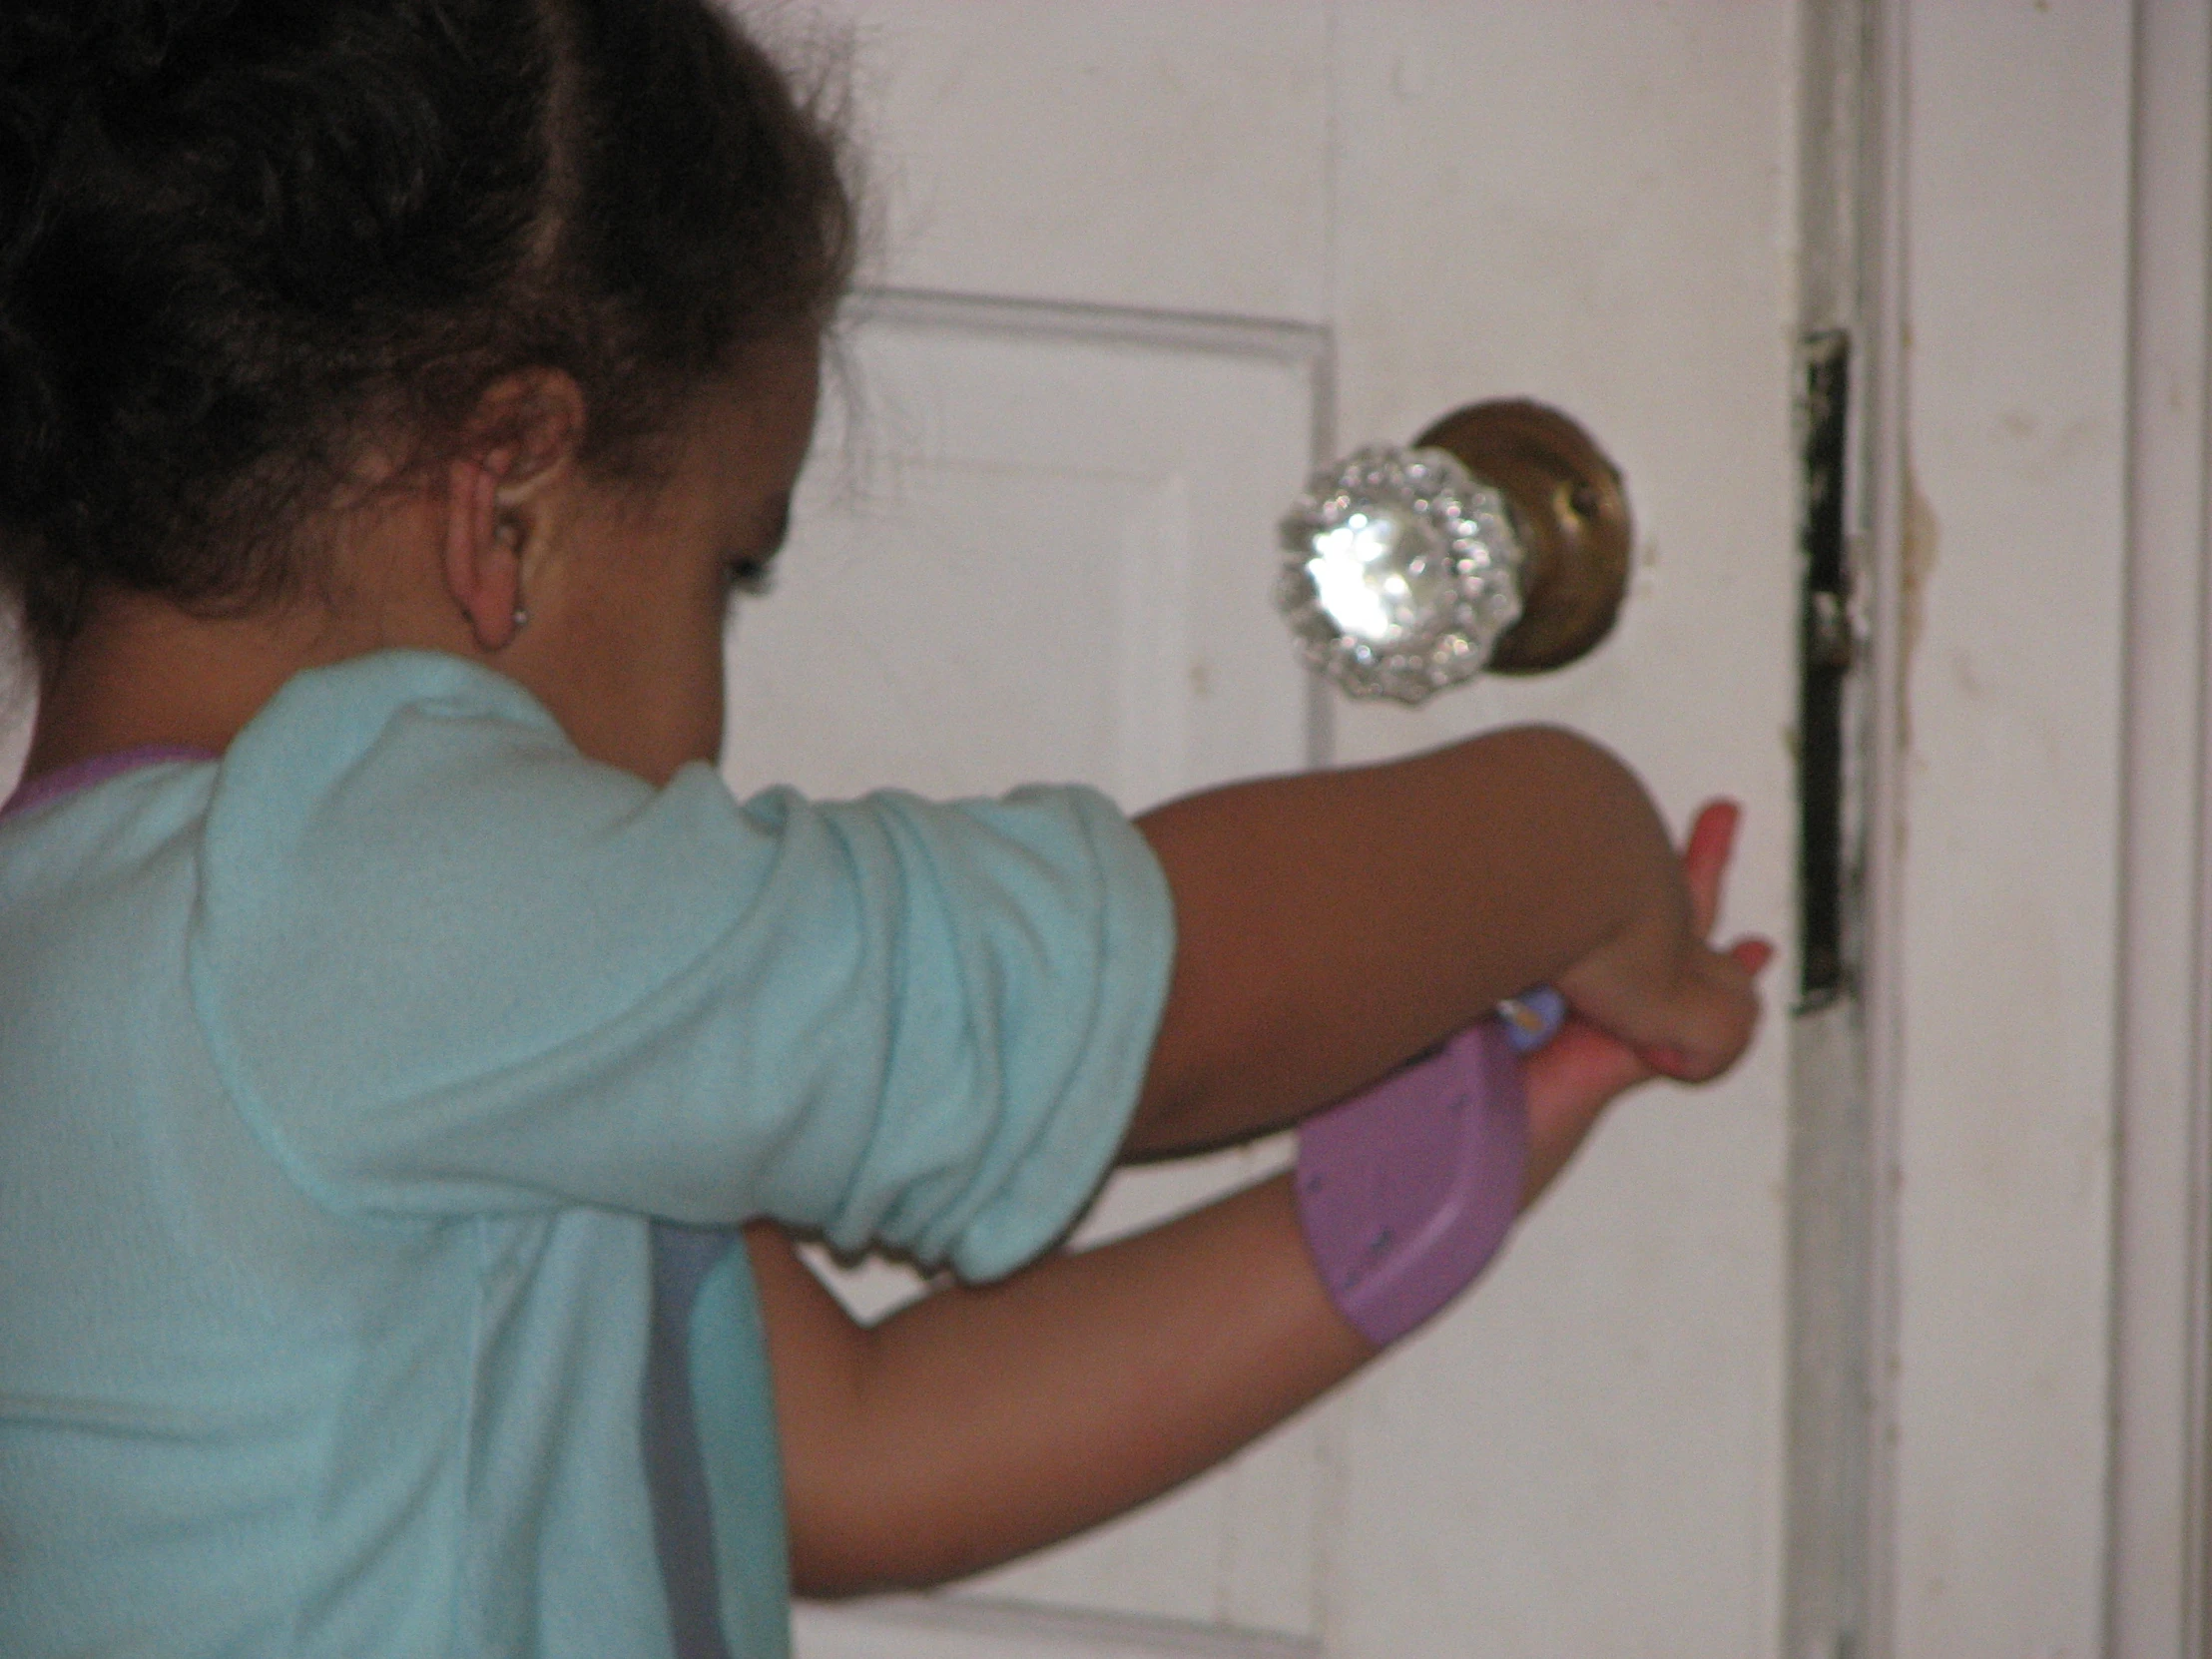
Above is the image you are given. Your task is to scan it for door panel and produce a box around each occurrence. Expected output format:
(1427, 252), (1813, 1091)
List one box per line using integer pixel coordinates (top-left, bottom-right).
(772, 1), (1333, 323)
(792, 1595), (1320, 1659)
(724, 293), (1338, 1639)
(721, 294), (1320, 811)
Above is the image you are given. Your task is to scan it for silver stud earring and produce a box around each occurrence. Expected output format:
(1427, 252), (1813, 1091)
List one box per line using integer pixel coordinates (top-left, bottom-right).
(511, 603), (530, 634)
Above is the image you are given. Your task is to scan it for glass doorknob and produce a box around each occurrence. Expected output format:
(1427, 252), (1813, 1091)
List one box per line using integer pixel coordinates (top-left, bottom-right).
(1276, 399), (1631, 705)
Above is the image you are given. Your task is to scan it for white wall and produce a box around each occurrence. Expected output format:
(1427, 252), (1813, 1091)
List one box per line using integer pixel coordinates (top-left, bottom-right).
(1887, 2), (2136, 1653)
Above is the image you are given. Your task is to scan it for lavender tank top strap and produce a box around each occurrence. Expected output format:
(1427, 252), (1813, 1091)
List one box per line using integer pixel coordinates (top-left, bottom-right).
(1, 744), (216, 821)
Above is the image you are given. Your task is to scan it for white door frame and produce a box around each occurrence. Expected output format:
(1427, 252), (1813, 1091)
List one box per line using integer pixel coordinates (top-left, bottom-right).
(1782, 0), (1907, 1651)
(2106, 0), (2212, 1653)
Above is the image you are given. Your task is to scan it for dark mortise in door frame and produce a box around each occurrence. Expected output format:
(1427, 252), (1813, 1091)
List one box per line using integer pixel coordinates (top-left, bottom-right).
(1796, 329), (1852, 1011)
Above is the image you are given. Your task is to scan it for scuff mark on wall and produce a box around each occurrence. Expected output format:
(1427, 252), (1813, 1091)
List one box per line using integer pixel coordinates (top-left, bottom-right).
(1899, 459), (1939, 757)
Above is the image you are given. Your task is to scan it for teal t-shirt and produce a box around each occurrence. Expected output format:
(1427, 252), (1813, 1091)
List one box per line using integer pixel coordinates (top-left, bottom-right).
(0, 651), (1175, 1658)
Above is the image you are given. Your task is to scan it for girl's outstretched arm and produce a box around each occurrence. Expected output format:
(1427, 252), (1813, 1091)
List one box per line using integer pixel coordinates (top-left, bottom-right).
(765, 804), (1768, 1597)
(1126, 729), (1757, 1157)
(751, 1178), (1365, 1597)
(755, 1012), (1730, 1596)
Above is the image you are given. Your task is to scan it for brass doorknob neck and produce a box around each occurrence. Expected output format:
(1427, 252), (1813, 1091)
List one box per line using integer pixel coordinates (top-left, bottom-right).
(1415, 400), (1631, 677)
(1276, 400), (1632, 705)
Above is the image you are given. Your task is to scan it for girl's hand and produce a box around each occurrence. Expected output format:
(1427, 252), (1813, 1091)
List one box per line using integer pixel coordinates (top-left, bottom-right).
(1547, 796), (1769, 1090)
(1520, 801), (1773, 1204)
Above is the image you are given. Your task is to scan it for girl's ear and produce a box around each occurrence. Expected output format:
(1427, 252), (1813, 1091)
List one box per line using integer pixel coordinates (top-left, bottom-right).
(441, 369), (587, 651)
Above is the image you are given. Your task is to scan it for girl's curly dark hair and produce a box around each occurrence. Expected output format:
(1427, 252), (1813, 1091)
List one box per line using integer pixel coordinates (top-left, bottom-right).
(0, 0), (853, 652)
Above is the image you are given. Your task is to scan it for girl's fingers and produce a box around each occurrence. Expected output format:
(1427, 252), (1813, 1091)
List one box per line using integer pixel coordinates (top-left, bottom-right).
(1552, 807), (1771, 1087)
(1730, 936), (1775, 977)
(1522, 1018), (1649, 1105)
(1521, 936), (1779, 1200)
(1639, 934), (1774, 1081)
(1680, 798), (1741, 937)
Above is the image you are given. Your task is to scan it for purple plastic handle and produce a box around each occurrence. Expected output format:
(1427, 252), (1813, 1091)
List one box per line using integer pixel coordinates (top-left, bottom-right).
(1294, 1021), (1529, 1349)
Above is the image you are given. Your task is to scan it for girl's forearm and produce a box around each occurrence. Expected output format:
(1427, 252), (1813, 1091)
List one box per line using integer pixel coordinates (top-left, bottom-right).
(1126, 724), (1678, 1156)
(752, 1180), (1372, 1598)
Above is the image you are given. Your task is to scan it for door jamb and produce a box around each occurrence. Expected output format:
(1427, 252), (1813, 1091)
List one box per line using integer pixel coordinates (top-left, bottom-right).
(1782, 1), (1908, 1654)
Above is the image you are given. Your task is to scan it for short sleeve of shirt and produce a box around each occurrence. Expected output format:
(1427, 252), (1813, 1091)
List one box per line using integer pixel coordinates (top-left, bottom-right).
(187, 653), (1176, 1282)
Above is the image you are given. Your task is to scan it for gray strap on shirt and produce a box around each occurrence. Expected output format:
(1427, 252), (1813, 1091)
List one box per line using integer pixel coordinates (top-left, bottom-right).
(644, 1222), (746, 1659)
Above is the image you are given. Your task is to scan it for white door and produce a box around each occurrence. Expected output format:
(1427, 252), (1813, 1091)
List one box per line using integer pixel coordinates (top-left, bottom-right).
(746, 6), (1802, 1657)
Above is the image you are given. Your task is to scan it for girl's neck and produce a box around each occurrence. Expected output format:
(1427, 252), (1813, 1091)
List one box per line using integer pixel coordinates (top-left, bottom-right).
(25, 592), (369, 780)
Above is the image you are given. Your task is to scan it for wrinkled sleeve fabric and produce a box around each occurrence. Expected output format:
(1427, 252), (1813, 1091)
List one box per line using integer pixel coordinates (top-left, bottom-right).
(187, 653), (1175, 1282)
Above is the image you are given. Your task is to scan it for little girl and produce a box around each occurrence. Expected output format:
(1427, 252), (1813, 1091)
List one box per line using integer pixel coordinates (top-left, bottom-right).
(0, 3), (1768, 1655)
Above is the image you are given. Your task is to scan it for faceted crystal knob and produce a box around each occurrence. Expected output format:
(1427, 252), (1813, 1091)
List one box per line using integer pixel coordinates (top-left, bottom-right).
(1277, 400), (1631, 705)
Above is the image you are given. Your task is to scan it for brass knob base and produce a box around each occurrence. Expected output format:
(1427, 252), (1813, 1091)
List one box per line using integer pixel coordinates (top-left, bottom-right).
(1413, 400), (1631, 675)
